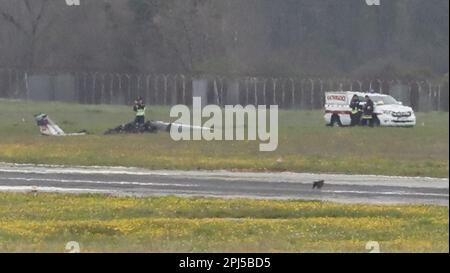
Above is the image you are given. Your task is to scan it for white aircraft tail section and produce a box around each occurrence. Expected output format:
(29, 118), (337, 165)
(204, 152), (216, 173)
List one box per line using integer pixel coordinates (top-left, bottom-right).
(34, 113), (86, 136)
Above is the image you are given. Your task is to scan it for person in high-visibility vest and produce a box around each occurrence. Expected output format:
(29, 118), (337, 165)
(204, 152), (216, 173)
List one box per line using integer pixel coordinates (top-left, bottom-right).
(133, 96), (146, 126)
(361, 95), (374, 127)
(349, 94), (362, 126)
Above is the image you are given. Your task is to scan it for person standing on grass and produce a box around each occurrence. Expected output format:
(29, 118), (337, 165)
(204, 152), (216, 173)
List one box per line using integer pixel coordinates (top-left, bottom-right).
(361, 95), (374, 127)
(349, 94), (362, 126)
(133, 96), (146, 127)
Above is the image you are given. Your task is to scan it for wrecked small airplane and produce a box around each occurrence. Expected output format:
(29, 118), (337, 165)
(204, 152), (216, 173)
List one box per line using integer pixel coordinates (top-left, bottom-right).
(104, 120), (210, 135)
(104, 120), (169, 135)
(34, 113), (87, 136)
(34, 113), (210, 136)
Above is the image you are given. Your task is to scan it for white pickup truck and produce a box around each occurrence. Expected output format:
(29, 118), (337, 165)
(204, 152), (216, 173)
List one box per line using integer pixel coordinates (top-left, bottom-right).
(324, 91), (416, 127)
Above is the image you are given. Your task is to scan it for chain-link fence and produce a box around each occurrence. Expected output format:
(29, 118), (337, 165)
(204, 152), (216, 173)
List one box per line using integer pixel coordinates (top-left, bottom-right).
(0, 68), (448, 112)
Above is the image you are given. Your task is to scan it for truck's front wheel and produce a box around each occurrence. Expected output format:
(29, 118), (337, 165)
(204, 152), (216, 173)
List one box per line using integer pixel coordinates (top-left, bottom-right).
(330, 115), (343, 127)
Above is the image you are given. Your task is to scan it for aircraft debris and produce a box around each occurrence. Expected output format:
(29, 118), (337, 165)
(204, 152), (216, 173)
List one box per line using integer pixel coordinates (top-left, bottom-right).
(34, 113), (87, 136)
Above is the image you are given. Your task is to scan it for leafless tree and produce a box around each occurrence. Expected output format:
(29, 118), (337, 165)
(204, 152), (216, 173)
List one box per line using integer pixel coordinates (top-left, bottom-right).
(0, 0), (57, 69)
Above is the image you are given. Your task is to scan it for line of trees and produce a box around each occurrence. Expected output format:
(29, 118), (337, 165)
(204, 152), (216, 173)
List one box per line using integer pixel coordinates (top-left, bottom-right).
(0, 0), (448, 80)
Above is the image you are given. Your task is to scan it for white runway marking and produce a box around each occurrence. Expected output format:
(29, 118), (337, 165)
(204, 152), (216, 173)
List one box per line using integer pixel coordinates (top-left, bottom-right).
(322, 190), (449, 198)
(0, 186), (112, 194)
(2, 177), (200, 188)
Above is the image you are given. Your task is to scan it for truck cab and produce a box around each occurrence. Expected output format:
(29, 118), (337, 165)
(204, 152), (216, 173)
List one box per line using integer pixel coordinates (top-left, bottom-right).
(324, 91), (416, 127)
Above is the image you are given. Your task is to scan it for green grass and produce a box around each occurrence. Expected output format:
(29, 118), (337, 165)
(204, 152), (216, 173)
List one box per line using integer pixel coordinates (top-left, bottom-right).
(0, 99), (448, 177)
(0, 193), (447, 253)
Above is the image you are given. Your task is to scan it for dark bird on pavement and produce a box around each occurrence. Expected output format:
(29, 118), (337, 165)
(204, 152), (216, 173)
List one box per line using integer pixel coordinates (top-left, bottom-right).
(312, 180), (325, 189)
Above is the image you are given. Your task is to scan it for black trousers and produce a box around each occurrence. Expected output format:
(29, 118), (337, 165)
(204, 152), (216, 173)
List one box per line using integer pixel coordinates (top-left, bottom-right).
(135, 116), (145, 125)
(350, 113), (362, 126)
(361, 117), (374, 127)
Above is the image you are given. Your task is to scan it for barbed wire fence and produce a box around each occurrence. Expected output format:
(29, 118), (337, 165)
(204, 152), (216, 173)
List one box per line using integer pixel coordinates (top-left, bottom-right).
(0, 68), (448, 112)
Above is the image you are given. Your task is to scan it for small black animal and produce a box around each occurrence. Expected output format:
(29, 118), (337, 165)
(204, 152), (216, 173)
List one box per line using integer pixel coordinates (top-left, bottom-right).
(312, 180), (325, 189)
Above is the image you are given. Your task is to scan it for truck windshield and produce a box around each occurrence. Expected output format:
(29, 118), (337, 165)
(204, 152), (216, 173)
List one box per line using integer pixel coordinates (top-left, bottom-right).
(369, 95), (398, 105)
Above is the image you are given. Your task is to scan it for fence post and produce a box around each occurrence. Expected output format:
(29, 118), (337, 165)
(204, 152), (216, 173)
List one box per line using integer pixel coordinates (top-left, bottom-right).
(181, 74), (186, 105)
(116, 74), (122, 105)
(377, 79), (383, 93)
(100, 73), (106, 104)
(309, 79), (315, 109)
(73, 72), (79, 103)
(271, 78), (277, 105)
(136, 74), (142, 100)
(254, 77), (260, 106)
(319, 79), (324, 107)
(108, 73), (114, 105)
(213, 78), (219, 105)
(24, 71), (29, 101)
(300, 79), (305, 109)
(154, 75), (160, 105)
(93, 72), (99, 104)
(6, 69), (11, 98)
(163, 75), (168, 105)
(427, 81), (432, 112)
(290, 78), (295, 108)
(145, 75), (151, 105)
(433, 84), (438, 111)
(122, 74), (130, 104)
(260, 78), (265, 105)
(437, 84), (441, 111)
(82, 73), (87, 104)
(245, 77), (250, 105)
(15, 70), (20, 98)
(417, 81), (421, 112)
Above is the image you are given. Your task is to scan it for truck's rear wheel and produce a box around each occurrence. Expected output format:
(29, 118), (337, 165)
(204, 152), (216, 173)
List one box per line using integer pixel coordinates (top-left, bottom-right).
(330, 115), (343, 127)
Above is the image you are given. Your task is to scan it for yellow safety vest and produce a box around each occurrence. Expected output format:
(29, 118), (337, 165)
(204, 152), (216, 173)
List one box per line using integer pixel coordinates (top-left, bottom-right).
(136, 107), (146, 117)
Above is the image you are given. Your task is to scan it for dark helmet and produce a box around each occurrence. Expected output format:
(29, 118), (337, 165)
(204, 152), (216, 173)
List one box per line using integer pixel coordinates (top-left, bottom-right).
(135, 96), (144, 105)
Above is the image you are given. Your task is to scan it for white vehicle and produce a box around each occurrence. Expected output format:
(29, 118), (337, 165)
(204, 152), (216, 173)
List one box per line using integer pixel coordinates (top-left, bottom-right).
(324, 91), (416, 127)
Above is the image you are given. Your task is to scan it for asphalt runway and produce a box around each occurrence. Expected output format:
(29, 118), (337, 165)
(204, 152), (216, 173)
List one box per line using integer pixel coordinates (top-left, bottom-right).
(0, 163), (448, 206)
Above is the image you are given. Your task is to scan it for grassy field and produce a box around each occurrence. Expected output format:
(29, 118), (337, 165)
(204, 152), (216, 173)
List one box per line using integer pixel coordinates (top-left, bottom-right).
(0, 192), (447, 253)
(0, 99), (448, 177)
